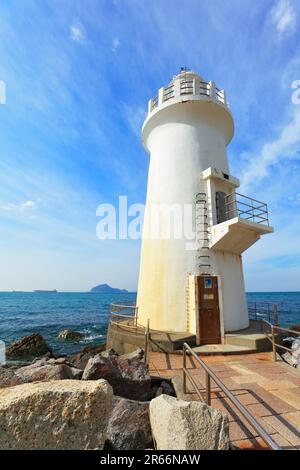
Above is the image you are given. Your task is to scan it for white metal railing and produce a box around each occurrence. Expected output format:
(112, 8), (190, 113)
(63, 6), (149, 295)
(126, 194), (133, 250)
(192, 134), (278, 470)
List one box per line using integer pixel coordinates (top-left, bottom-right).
(148, 78), (227, 114)
(225, 192), (269, 225)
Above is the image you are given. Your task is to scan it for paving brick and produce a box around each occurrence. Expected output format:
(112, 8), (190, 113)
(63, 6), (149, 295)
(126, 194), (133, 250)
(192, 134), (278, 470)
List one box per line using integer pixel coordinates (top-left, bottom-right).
(263, 415), (300, 446)
(262, 380), (298, 391)
(231, 437), (270, 450)
(229, 420), (258, 441)
(280, 411), (300, 431)
(246, 402), (274, 418)
(270, 389), (300, 410)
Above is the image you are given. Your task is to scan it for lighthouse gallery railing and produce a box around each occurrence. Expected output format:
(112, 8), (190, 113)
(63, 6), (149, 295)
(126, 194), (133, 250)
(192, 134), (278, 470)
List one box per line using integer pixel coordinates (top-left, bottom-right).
(150, 78), (227, 113)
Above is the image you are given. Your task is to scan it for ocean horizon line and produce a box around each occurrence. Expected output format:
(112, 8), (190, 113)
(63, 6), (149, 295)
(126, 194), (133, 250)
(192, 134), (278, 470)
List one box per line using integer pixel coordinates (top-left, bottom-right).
(1, 290), (300, 294)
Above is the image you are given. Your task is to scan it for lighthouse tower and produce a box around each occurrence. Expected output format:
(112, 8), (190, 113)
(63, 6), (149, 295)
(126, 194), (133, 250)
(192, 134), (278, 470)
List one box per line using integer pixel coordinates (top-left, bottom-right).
(136, 70), (273, 345)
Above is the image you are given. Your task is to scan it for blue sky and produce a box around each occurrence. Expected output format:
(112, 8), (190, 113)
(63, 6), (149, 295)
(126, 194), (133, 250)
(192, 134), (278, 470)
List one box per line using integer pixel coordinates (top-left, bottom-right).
(0, 0), (300, 292)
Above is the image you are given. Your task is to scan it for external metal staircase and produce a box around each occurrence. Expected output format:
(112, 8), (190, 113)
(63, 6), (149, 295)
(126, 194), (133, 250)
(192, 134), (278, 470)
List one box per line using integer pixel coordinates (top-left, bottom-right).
(195, 187), (211, 274)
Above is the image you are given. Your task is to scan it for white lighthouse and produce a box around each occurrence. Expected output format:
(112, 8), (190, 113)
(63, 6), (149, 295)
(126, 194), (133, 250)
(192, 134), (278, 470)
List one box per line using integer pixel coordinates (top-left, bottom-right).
(136, 69), (273, 345)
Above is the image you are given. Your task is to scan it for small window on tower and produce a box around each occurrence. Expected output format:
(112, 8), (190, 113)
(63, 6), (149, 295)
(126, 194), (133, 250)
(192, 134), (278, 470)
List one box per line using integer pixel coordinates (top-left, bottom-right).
(216, 191), (227, 224)
(204, 278), (212, 289)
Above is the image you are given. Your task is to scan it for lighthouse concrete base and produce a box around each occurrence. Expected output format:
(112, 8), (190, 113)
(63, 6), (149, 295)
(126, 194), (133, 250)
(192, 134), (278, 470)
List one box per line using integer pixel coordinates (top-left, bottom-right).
(107, 320), (272, 356)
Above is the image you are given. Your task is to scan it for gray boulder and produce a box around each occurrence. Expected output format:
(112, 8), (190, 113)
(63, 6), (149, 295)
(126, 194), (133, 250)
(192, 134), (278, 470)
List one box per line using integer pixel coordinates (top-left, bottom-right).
(0, 367), (25, 388)
(66, 344), (107, 369)
(150, 394), (230, 450)
(57, 329), (84, 342)
(100, 348), (117, 359)
(82, 354), (151, 401)
(104, 396), (153, 450)
(281, 351), (294, 366)
(120, 348), (144, 362)
(0, 379), (112, 449)
(16, 363), (83, 382)
(6, 334), (51, 360)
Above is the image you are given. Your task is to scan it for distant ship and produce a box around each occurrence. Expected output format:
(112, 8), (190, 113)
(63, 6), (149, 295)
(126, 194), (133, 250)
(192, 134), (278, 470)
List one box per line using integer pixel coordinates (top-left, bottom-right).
(34, 290), (58, 293)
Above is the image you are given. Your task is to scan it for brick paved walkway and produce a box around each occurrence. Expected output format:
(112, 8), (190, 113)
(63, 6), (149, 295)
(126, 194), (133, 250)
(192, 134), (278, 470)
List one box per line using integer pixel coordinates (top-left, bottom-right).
(149, 351), (300, 450)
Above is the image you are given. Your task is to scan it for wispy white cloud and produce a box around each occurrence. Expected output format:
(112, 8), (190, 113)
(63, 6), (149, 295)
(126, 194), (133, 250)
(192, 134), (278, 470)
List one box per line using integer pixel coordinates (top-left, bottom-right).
(70, 22), (86, 44)
(112, 37), (120, 52)
(269, 0), (297, 37)
(123, 105), (145, 137)
(0, 200), (38, 212)
(240, 106), (300, 192)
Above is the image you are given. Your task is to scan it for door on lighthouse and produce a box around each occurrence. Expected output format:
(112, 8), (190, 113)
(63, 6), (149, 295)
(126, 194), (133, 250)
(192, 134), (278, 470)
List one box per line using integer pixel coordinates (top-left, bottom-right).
(197, 276), (221, 345)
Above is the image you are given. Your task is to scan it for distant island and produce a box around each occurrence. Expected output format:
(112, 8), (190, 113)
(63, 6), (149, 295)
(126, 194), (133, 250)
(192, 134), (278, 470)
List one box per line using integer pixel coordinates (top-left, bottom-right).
(90, 284), (128, 293)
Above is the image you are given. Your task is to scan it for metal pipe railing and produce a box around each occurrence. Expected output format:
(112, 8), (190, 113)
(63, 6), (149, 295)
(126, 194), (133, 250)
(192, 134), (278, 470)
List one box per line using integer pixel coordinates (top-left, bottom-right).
(183, 343), (281, 450)
(260, 319), (300, 362)
(144, 319), (150, 368)
(109, 304), (151, 367)
(225, 192), (269, 225)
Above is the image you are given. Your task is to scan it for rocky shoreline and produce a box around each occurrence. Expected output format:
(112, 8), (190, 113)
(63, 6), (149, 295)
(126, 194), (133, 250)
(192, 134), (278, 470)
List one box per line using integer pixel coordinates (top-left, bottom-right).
(0, 332), (230, 450)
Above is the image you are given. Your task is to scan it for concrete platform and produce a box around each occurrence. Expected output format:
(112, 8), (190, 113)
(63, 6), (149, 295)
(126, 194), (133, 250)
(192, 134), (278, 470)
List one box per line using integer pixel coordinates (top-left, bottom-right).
(107, 319), (272, 355)
(225, 321), (272, 350)
(192, 344), (255, 355)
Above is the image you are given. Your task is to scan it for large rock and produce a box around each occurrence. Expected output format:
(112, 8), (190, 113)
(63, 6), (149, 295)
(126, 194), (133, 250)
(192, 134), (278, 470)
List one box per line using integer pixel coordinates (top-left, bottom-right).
(16, 362), (83, 382)
(0, 367), (25, 388)
(150, 395), (229, 450)
(66, 344), (107, 369)
(6, 334), (51, 359)
(291, 338), (300, 367)
(57, 329), (84, 342)
(0, 379), (112, 450)
(82, 354), (151, 401)
(104, 396), (153, 450)
(281, 351), (294, 366)
(120, 348), (144, 362)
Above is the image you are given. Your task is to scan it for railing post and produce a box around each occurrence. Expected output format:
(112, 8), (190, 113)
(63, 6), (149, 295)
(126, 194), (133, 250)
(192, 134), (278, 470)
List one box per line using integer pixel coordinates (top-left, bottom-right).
(206, 371), (211, 406)
(183, 345), (187, 394)
(193, 77), (200, 96)
(220, 89), (226, 105)
(174, 77), (181, 98)
(144, 319), (150, 367)
(254, 302), (257, 322)
(274, 304), (279, 326)
(158, 87), (164, 106)
(209, 81), (216, 100)
(271, 325), (276, 362)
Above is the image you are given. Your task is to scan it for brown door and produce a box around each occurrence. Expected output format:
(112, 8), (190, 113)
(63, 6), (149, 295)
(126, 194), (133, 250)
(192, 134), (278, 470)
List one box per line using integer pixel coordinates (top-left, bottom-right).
(197, 276), (221, 345)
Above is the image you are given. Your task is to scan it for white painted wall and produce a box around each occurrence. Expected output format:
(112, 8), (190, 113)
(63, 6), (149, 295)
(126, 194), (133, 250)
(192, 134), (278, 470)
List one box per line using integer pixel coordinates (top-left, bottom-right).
(137, 72), (249, 335)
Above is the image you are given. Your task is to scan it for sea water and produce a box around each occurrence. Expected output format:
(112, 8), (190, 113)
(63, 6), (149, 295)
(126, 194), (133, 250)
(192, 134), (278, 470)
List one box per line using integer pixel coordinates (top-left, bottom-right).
(0, 291), (299, 355)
